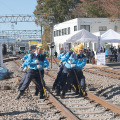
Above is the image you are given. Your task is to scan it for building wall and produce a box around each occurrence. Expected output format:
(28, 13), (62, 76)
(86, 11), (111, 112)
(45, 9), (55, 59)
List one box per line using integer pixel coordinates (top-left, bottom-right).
(77, 18), (120, 33)
(53, 18), (120, 54)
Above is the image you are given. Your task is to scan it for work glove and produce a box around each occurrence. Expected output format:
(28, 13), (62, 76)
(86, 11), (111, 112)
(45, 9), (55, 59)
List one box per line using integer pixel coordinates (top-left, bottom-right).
(58, 61), (62, 67)
(37, 65), (42, 69)
(35, 59), (39, 64)
(21, 58), (24, 61)
(71, 64), (76, 68)
(68, 60), (72, 64)
(23, 67), (27, 72)
(44, 67), (48, 71)
(61, 56), (64, 59)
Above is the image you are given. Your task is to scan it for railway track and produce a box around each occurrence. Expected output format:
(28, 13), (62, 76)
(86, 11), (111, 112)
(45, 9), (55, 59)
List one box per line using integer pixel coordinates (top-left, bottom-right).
(13, 59), (79, 120)
(13, 59), (120, 120)
(48, 58), (120, 80)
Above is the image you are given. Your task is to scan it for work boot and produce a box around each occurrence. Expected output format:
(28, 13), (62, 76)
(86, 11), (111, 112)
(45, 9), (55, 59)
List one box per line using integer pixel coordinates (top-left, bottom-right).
(52, 85), (55, 91)
(15, 91), (24, 100)
(79, 92), (83, 97)
(82, 90), (87, 96)
(60, 91), (65, 99)
(34, 91), (39, 96)
(40, 95), (45, 99)
(80, 89), (87, 97)
(40, 90), (45, 99)
(56, 86), (60, 96)
(34, 87), (39, 96)
(68, 85), (72, 92)
(75, 90), (79, 95)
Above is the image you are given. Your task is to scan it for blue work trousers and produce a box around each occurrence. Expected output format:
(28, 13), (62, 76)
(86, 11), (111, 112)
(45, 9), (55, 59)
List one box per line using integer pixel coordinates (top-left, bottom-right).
(52, 67), (63, 88)
(63, 69), (86, 93)
(20, 69), (44, 93)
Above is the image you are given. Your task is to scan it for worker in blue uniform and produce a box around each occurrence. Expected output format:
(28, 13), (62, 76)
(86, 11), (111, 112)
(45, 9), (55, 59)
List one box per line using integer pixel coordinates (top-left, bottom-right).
(55, 46), (79, 96)
(18, 49), (47, 91)
(52, 51), (66, 92)
(60, 44), (87, 99)
(17, 50), (33, 87)
(16, 43), (49, 99)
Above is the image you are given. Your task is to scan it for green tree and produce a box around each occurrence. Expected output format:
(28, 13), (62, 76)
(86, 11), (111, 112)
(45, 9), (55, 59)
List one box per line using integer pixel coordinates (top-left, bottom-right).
(42, 25), (50, 50)
(84, 4), (110, 17)
(34, 0), (80, 50)
(72, 0), (110, 18)
(34, 0), (80, 23)
(74, 0), (120, 18)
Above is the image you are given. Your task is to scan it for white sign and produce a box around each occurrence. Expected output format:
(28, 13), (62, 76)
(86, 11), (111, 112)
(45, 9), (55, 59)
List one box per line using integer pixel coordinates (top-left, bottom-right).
(0, 44), (3, 67)
(97, 53), (106, 65)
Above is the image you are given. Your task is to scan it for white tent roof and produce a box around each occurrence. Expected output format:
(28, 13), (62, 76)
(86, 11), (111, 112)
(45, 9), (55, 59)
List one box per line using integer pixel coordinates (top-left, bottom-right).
(101, 29), (120, 43)
(66, 29), (98, 43)
(93, 31), (105, 36)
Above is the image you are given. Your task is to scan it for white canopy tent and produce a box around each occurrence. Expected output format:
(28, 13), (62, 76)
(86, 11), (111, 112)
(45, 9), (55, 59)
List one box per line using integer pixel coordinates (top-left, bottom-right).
(66, 29), (98, 43)
(101, 29), (120, 43)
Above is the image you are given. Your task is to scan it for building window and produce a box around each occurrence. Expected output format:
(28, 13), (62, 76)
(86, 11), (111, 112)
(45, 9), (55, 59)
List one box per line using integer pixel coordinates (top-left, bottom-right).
(64, 28), (67, 35)
(62, 29), (64, 35)
(68, 27), (70, 34)
(99, 26), (107, 31)
(74, 26), (77, 31)
(56, 30), (59, 36)
(80, 25), (90, 32)
(59, 30), (61, 36)
(54, 31), (56, 37)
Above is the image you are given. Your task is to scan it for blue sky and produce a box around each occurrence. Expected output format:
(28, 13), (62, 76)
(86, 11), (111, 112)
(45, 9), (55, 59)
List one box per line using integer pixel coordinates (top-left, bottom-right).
(0, 0), (40, 30)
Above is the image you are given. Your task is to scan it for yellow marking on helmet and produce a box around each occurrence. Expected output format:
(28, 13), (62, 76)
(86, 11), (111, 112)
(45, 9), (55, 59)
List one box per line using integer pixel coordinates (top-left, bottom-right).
(36, 43), (43, 49)
(77, 44), (84, 50)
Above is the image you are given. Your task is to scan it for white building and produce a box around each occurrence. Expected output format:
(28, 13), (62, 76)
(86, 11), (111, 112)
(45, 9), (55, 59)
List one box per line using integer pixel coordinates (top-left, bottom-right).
(53, 18), (120, 54)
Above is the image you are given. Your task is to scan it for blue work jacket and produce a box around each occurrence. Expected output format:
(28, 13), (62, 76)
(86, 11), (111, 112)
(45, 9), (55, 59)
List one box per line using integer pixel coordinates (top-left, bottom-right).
(22, 52), (49, 70)
(57, 52), (65, 59)
(22, 54), (29, 60)
(64, 53), (86, 70)
(61, 51), (74, 63)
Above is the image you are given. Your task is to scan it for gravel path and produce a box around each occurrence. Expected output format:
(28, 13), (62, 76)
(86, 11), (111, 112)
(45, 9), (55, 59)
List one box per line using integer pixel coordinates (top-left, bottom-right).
(48, 62), (120, 106)
(0, 58), (120, 119)
(0, 61), (64, 120)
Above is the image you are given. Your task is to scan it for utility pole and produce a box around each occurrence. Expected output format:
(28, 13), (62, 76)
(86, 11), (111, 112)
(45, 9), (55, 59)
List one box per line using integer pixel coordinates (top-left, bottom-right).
(41, 25), (43, 43)
(0, 43), (3, 67)
(50, 23), (53, 69)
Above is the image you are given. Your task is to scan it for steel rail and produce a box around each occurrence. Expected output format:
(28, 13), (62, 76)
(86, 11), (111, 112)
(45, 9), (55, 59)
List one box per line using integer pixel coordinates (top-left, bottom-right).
(47, 90), (80, 120)
(99, 67), (120, 75)
(48, 58), (120, 79)
(3, 57), (20, 63)
(87, 91), (120, 114)
(83, 68), (120, 79)
(45, 68), (120, 115)
(13, 59), (80, 120)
